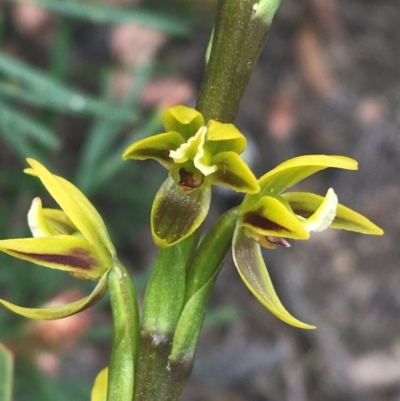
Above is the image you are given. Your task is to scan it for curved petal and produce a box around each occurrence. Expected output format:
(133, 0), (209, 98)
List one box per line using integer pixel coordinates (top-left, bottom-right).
(163, 105), (205, 140)
(151, 176), (211, 247)
(26, 159), (114, 260)
(256, 155), (357, 196)
(0, 236), (106, 280)
(206, 120), (246, 154)
(232, 225), (315, 329)
(170, 126), (217, 176)
(211, 151), (259, 193)
(91, 367), (108, 401)
(0, 272), (108, 319)
(28, 198), (77, 237)
(283, 192), (384, 235)
(122, 132), (184, 168)
(240, 195), (310, 239)
(300, 188), (338, 232)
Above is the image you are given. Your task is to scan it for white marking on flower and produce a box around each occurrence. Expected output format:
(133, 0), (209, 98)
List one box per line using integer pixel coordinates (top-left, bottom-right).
(301, 188), (338, 232)
(169, 126), (217, 176)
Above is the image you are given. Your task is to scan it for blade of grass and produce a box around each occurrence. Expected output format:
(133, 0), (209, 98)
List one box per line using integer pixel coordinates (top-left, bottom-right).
(5, 0), (190, 36)
(76, 63), (155, 194)
(0, 99), (59, 160)
(0, 53), (137, 122)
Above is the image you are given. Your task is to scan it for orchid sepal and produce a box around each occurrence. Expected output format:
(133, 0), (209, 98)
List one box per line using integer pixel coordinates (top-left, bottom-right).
(0, 272), (108, 320)
(232, 224), (315, 329)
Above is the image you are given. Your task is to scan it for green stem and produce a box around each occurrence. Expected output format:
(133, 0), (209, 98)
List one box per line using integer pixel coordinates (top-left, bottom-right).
(197, 0), (281, 123)
(134, 237), (194, 401)
(107, 259), (140, 401)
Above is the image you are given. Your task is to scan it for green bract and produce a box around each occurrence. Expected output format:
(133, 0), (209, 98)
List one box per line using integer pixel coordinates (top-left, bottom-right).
(123, 105), (259, 247)
(0, 159), (115, 320)
(233, 155), (384, 329)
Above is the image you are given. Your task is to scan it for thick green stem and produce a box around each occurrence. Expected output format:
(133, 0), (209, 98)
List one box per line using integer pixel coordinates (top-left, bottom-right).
(107, 259), (140, 401)
(134, 237), (193, 401)
(197, 0), (281, 123)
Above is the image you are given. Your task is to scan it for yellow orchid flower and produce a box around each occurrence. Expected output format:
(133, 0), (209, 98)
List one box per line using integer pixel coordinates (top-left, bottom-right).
(233, 155), (384, 329)
(0, 159), (116, 320)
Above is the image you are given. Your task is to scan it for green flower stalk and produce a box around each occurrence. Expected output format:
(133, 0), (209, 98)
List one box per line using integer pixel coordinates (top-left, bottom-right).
(123, 105), (259, 247)
(0, 158), (115, 319)
(232, 155), (384, 329)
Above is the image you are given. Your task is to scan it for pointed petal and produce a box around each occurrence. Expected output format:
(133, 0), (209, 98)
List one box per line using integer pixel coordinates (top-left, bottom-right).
(0, 236), (106, 280)
(232, 225), (315, 329)
(163, 106), (204, 140)
(211, 151), (260, 193)
(283, 192), (384, 235)
(206, 120), (246, 154)
(122, 132), (184, 168)
(257, 155), (357, 195)
(151, 176), (211, 247)
(301, 188), (338, 232)
(0, 272), (108, 319)
(240, 195), (310, 239)
(91, 367), (108, 401)
(26, 159), (114, 259)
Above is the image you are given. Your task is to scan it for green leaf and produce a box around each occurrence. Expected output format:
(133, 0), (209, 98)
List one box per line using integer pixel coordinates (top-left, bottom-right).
(283, 191), (384, 235)
(5, 0), (190, 36)
(0, 53), (135, 122)
(0, 344), (13, 401)
(151, 177), (211, 247)
(232, 224), (315, 329)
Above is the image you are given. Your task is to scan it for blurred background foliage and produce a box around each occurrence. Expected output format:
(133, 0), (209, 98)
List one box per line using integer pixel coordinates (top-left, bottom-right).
(0, 0), (399, 400)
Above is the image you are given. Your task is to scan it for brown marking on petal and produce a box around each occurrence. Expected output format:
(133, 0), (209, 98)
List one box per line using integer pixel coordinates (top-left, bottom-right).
(132, 148), (172, 163)
(214, 169), (248, 189)
(242, 209), (294, 233)
(12, 247), (99, 270)
(178, 168), (204, 194)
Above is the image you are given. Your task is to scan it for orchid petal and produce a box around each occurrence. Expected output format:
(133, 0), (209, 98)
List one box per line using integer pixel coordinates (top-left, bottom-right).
(25, 159), (115, 260)
(240, 195), (310, 239)
(91, 367), (108, 401)
(163, 105), (204, 140)
(151, 176), (211, 247)
(257, 155), (357, 196)
(232, 225), (315, 329)
(28, 197), (53, 237)
(206, 120), (246, 154)
(211, 151), (259, 193)
(0, 236), (106, 280)
(122, 132), (184, 168)
(283, 192), (384, 235)
(0, 272), (108, 319)
(170, 126), (217, 176)
(300, 188), (338, 232)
